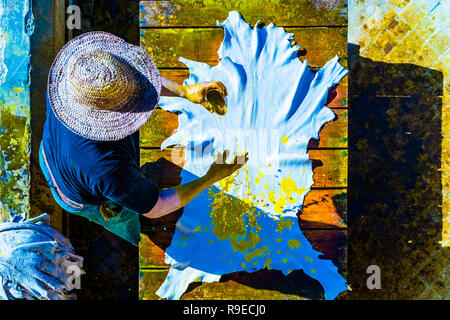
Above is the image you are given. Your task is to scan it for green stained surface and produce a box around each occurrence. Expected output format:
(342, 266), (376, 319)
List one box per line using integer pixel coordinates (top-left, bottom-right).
(141, 27), (347, 69)
(140, 0), (347, 27)
(0, 0), (33, 221)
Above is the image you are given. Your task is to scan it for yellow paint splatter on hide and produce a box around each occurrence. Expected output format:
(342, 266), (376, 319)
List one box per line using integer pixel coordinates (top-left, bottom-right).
(288, 239), (301, 249)
(276, 217), (293, 234)
(264, 258), (272, 269)
(259, 175), (307, 213)
(208, 172), (262, 253)
(244, 247), (267, 262)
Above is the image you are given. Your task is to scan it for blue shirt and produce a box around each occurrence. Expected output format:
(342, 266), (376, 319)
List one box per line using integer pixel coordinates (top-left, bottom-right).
(42, 95), (160, 215)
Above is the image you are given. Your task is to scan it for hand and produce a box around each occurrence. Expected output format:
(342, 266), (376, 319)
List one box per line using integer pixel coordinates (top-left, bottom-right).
(205, 150), (248, 183)
(183, 81), (228, 114)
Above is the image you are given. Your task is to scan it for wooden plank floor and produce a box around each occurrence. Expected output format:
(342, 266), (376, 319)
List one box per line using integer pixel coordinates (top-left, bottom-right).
(139, 0), (348, 300)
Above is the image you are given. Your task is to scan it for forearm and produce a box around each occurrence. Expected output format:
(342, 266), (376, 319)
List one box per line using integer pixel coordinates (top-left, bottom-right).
(161, 77), (186, 97)
(143, 174), (215, 219)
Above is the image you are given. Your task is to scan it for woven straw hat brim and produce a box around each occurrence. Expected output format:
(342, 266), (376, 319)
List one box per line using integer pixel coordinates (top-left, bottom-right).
(48, 31), (161, 141)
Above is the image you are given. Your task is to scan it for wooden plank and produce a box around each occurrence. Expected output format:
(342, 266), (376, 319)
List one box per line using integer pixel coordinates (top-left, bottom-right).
(29, 0), (66, 232)
(139, 225), (346, 270)
(312, 109), (348, 149)
(139, 270), (307, 300)
(141, 108), (348, 149)
(139, 226), (346, 268)
(140, 27), (347, 69)
(140, 109), (178, 147)
(139, 229), (346, 299)
(138, 189), (347, 258)
(309, 149), (347, 188)
(140, 148), (185, 188)
(139, 231), (173, 267)
(158, 69), (348, 109)
(139, 1), (348, 28)
(140, 228), (346, 267)
(137, 190), (347, 232)
(300, 189), (346, 229)
(140, 148), (347, 188)
(138, 190), (347, 230)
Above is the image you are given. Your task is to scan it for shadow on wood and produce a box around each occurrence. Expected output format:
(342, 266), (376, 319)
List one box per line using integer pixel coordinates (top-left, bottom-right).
(347, 43), (444, 299)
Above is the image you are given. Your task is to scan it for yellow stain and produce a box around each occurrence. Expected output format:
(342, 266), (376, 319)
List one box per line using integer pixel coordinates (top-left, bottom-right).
(268, 191), (276, 203)
(281, 136), (289, 144)
(276, 217), (293, 234)
(244, 248), (266, 262)
(287, 239), (301, 249)
(264, 258), (272, 269)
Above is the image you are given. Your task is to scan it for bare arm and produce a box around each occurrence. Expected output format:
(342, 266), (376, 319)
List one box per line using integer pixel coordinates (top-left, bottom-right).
(160, 77), (228, 114)
(161, 77), (187, 97)
(143, 151), (248, 219)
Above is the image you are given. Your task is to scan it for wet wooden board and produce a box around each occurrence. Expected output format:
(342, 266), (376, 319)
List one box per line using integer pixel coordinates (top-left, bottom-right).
(158, 69), (348, 109)
(140, 148), (348, 188)
(140, 27), (347, 68)
(139, 190), (347, 232)
(138, 190), (347, 231)
(139, 229), (346, 300)
(141, 108), (348, 149)
(139, 229), (347, 268)
(139, 1), (348, 28)
(300, 189), (347, 228)
(139, 0), (348, 300)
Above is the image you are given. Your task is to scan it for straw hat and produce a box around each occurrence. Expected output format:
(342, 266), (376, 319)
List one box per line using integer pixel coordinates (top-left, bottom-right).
(48, 31), (161, 141)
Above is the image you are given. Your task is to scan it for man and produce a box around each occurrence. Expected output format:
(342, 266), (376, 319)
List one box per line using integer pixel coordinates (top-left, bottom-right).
(40, 31), (247, 245)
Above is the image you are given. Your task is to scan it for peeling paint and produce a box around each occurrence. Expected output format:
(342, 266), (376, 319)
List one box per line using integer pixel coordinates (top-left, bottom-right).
(0, 0), (33, 221)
